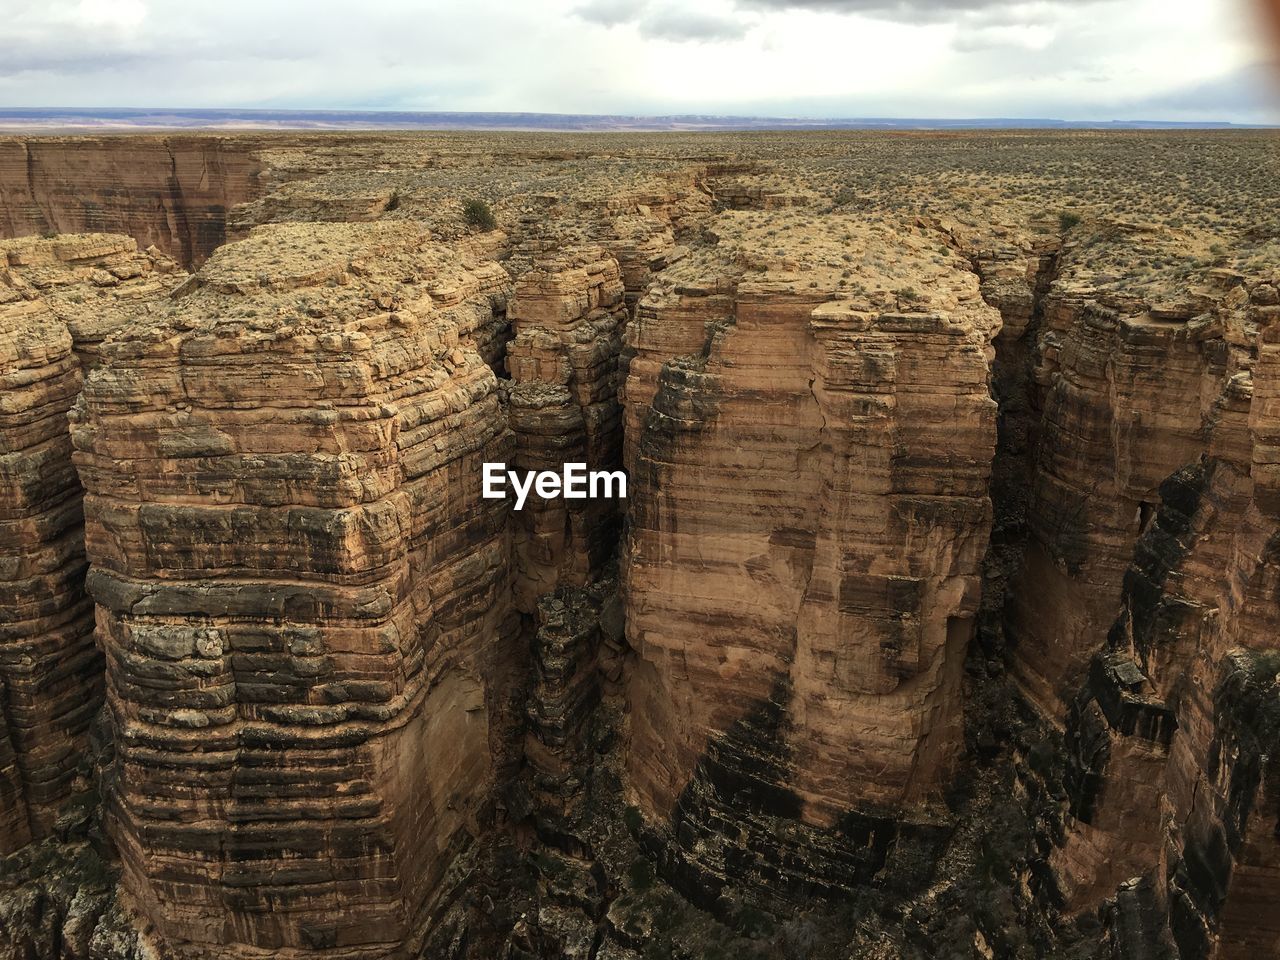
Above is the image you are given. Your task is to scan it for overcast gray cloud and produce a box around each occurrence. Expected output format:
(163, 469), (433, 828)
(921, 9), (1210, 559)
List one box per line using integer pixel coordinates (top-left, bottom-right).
(639, 9), (749, 41)
(574, 0), (644, 26)
(1120, 63), (1280, 117)
(0, 0), (1272, 122)
(574, 1), (749, 41)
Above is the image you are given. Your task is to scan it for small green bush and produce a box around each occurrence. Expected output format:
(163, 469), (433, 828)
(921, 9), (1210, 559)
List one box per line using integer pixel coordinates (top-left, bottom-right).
(463, 198), (496, 230)
(1058, 211), (1082, 231)
(628, 856), (655, 892)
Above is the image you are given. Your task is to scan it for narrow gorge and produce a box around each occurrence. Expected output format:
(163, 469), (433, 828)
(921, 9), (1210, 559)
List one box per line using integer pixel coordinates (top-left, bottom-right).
(0, 130), (1277, 960)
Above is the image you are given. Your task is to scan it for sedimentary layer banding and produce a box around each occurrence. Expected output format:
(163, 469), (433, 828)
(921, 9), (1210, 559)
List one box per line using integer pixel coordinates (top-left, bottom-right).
(70, 222), (519, 957)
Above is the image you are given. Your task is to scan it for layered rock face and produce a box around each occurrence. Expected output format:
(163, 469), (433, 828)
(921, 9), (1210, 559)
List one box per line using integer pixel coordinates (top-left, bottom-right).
(0, 137), (263, 267)
(968, 218), (1280, 955)
(621, 215), (1000, 902)
(1054, 276), (1280, 955)
(0, 288), (78, 853)
(506, 247), (628, 609)
(1, 131), (1279, 960)
(997, 224), (1265, 714)
(69, 222), (519, 957)
(0, 235), (181, 848)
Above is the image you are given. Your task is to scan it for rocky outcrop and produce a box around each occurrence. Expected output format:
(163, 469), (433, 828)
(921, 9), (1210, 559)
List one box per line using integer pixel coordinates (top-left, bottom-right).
(69, 222), (519, 958)
(1005, 224), (1249, 716)
(507, 247), (628, 609)
(523, 582), (621, 814)
(992, 227), (1280, 954)
(621, 214), (1000, 901)
(1, 130), (1279, 960)
(0, 235), (182, 849)
(0, 137), (263, 267)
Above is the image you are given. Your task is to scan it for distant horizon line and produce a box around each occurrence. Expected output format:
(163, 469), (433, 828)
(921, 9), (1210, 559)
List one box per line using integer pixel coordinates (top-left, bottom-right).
(0, 107), (1273, 132)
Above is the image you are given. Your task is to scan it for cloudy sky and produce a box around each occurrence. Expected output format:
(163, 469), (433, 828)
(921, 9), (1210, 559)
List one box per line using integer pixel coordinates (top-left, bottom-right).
(2, 0), (1277, 122)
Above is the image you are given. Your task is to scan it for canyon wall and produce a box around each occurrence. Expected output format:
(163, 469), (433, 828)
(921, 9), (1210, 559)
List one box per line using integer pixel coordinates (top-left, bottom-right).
(620, 214), (1000, 908)
(69, 222), (519, 957)
(0, 235), (181, 849)
(0, 137), (264, 267)
(506, 247), (628, 610)
(962, 218), (1280, 957)
(0, 134), (1277, 960)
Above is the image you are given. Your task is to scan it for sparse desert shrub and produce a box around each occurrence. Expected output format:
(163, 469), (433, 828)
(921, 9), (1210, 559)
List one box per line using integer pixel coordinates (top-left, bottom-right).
(628, 856), (655, 892)
(833, 185), (859, 206)
(1058, 211), (1082, 231)
(463, 198), (496, 230)
(623, 803), (643, 833)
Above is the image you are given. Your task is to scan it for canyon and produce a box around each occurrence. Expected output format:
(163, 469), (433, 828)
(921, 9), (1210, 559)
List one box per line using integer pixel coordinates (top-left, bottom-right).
(0, 130), (1276, 959)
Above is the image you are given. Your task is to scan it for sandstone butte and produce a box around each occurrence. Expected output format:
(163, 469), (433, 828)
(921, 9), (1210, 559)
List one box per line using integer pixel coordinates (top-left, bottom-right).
(0, 130), (1275, 960)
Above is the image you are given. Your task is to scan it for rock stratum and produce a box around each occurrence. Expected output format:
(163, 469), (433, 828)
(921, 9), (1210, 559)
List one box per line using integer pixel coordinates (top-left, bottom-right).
(0, 130), (1277, 960)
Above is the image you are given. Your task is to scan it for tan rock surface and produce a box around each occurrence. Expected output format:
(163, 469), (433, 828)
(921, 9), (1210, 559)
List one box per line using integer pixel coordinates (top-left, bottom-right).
(622, 213), (999, 835)
(70, 221), (519, 957)
(0, 235), (181, 847)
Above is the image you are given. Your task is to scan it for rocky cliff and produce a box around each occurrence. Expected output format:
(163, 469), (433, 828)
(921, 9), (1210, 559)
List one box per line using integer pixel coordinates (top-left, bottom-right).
(0, 235), (181, 851)
(0, 130), (1277, 960)
(507, 247), (628, 610)
(620, 214), (998, 912)
(67, 222), (520, 958)
(0, 137), (264, 268)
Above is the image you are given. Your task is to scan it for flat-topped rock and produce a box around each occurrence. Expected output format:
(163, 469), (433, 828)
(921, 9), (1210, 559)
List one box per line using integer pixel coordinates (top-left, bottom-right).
(71, 221), (518, 958)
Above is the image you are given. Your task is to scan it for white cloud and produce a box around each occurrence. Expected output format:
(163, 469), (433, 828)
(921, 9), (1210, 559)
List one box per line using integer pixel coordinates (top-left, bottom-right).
(75, 0), (148, 28)
(0, 0), (1272, 122)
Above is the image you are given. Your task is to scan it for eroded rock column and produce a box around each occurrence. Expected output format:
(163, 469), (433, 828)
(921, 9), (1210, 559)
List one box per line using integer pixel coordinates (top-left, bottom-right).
(0, 235), (182, 845)
(621, 215), (1000, 904)
(0, 293), (84, 848)
(71, 223), (518, 957)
